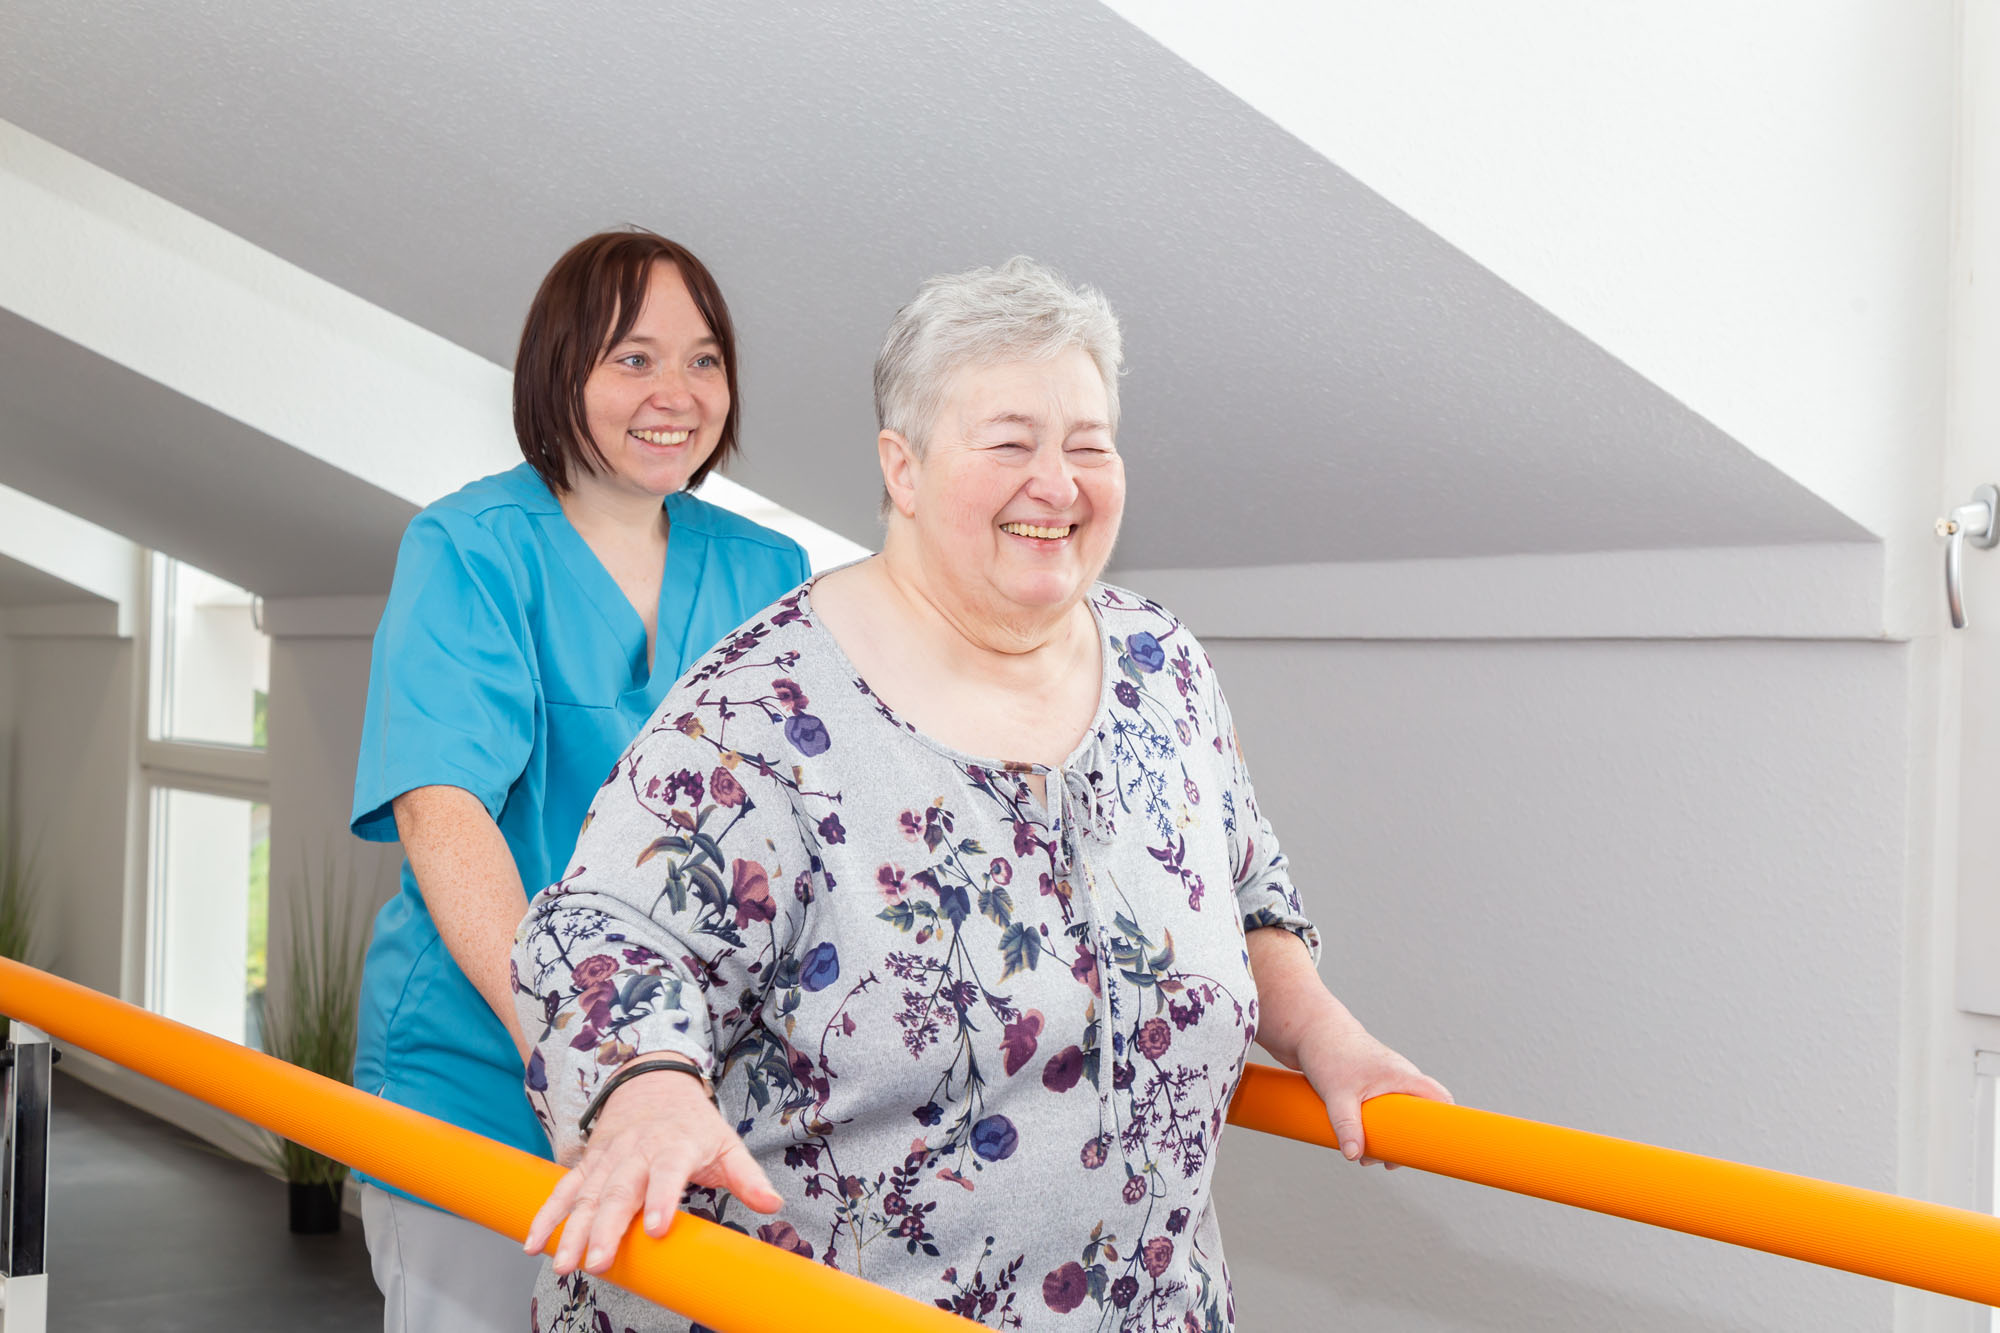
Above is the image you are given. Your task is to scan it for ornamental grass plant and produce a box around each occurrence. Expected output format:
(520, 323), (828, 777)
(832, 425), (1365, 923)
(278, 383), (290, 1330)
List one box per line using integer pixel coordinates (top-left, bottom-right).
(262, 853), (368, 1197)
(0, 821), (40, 968)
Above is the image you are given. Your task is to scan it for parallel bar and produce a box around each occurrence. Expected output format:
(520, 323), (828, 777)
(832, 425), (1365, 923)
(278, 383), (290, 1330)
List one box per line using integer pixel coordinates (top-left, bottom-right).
(0, 959), (975, 1332)
(1228, 1063), (2000, 1308)
(7, 955), (1998, 1317)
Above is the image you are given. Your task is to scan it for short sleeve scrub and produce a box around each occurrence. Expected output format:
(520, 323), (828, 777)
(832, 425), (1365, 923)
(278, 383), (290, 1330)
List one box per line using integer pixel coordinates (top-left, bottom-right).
(350, 463), (810, 1199)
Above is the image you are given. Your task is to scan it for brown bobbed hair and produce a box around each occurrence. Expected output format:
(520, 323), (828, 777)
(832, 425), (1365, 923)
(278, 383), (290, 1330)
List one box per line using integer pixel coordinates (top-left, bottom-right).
(513, 229), (741, 494)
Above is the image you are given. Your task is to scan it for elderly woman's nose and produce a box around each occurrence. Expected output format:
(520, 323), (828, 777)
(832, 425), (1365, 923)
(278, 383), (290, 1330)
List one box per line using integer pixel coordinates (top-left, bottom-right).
(1024, 445), (1081, 505)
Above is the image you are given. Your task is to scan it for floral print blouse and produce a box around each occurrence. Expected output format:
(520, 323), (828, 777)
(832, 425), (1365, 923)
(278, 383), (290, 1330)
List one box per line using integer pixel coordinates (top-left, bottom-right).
(513, 580), (1319, 1332)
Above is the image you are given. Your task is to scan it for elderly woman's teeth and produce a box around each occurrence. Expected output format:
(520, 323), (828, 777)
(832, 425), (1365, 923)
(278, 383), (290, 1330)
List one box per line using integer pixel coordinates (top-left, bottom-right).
(631, 428), (690, 445)
(1000, 522), (1073, 540)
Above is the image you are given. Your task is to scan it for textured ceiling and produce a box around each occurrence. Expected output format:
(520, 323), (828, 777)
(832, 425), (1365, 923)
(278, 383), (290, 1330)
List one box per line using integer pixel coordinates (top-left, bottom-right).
(0, 310), (413, 598)
(0, 0), (1867, 576)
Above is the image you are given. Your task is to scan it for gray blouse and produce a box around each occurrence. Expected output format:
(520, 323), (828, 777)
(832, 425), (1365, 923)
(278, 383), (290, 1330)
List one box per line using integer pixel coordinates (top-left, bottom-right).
(514, 579), (1319, 1332)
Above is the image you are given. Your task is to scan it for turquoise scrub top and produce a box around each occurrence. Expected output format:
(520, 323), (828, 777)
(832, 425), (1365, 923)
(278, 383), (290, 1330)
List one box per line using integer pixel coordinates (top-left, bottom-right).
(350, 463), (810, 1196)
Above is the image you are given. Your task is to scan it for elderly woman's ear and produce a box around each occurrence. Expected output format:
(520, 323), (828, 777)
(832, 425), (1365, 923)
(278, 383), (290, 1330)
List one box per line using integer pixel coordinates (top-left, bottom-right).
(876, 428), (921, 520)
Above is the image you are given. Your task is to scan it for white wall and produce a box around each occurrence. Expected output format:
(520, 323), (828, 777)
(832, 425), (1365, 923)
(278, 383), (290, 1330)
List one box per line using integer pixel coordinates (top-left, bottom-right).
(262, 621), (401, 1009)
(0, 613), (15, 836)
(5, 631), (134, 994)
(1105, 0), (1955, 635)
(1206, 635), (1916, 1331)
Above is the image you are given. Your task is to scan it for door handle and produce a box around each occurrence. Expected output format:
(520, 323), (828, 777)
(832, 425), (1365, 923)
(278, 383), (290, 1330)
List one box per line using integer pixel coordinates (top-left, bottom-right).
(1938, 483), (2000, 628)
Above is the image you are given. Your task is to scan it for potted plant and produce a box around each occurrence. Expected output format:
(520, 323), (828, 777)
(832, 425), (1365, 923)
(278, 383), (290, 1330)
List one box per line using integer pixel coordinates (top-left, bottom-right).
(262, 854), (367, 1233)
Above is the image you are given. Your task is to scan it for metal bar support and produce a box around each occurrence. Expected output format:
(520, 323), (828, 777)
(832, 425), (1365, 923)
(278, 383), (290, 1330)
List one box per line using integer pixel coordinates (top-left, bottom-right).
(0, 1021), (51, 1333)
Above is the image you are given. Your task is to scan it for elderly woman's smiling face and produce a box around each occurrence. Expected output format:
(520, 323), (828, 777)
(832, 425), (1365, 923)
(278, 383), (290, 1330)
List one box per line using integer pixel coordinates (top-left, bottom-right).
(904, 346), (1125, 621)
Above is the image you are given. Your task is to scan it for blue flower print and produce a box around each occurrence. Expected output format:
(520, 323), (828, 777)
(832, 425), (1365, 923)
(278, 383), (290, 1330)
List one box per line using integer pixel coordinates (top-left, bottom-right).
(971, 1114), (1019, 1162)
(800, 941), (840, 992)
(1126, 631), (1165, 673)
(785, 712), (831, 756)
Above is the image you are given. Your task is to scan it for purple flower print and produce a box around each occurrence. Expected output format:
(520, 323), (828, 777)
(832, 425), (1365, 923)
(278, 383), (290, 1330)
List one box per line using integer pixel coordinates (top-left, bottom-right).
(772, 677), (810, 714)
(1111, 1275), (1139, 1307)
(1001, 1011), (1043, 1076)
(971, 1114), (1018, 1162)
(900, 810), (924, 842)
(1042, 1045), (1083, 1093)
(784, 712), (831, 756)
(1142, 1236), (1174, 1279)
(913, 1102), (944, 1127)
(1071, 947), (1100, 995)
(1166, 1207), (1189, 1235)
(818, 813), (846, 844)
(1122, 1175), (1146, 1204)
(1136, 1017), (1173, 1061)
(1042, 1262), (1088, 1314)
(988, 857), (1012, 886)
(710, 766), (746, 808)
(572, 954), (618, 989)
(525, 1048), (547, 1092)
(1114, 680), (1141, 709)
(1126, 631), (1165, 673)
(758, 1221), (814, 1260)
(729, 859), (775, 927)
(669, 769), (705, 805)
(1080, 1136), (1109, 1169)
(799, 941), (839, 992)
(877, 864), (908, 903)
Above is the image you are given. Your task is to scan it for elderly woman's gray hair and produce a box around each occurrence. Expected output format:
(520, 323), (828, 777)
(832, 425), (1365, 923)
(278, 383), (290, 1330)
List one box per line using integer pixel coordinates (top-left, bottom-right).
(873, 256), (1124, 454)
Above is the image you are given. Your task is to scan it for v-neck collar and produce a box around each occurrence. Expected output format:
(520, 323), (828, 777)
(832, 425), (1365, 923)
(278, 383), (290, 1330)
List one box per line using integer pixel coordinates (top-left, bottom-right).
(525, 467), (707, 700)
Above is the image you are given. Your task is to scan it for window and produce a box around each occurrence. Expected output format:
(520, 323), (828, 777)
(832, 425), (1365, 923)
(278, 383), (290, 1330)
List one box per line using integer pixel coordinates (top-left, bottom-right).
(139, 555), (271, 1046)
(148, 556), (269, 749)
(147, 790), (268, 1046)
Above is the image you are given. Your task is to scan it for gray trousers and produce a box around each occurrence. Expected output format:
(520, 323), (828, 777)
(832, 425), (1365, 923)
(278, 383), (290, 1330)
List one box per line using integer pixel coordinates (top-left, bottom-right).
(361, 1183), (541, 1332)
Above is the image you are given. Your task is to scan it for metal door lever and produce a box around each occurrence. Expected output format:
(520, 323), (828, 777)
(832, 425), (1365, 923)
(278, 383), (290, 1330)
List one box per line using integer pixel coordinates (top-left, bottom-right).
(1938, 483), (2000, 628)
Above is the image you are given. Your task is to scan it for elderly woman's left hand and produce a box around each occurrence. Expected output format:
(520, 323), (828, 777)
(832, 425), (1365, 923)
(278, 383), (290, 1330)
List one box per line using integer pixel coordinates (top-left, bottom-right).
(1245, 926), (1450, 1166)
(1293, 1025), (1452, 1167)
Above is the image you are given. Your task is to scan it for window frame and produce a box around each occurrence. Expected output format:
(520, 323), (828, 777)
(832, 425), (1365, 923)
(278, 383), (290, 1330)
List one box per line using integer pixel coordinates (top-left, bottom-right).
(133, 551), (272, 1040)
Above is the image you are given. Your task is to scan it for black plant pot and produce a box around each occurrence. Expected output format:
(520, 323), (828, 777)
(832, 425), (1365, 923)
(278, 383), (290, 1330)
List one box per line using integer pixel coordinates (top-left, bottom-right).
(288, 1180), (344, 1234)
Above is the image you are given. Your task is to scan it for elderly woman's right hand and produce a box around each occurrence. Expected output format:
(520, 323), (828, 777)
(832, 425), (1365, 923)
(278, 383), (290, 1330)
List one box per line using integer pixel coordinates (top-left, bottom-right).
(523, 1066), (783, 1275)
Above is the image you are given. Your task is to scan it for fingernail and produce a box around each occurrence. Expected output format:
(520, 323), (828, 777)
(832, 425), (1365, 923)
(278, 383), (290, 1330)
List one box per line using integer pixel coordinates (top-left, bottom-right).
(645, 1210), (661, 1232)
(586, 1249), (603, 1268)
(1342, 1140), (1360, 1159)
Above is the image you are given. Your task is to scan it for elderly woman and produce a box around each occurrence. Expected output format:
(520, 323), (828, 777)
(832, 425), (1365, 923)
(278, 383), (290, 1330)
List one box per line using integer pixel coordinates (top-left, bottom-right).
(513, 258), (1448, 1331)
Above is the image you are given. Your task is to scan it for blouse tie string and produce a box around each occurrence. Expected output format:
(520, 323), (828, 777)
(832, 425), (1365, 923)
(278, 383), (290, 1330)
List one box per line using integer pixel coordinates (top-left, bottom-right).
(1052, 758), (1126, 1142)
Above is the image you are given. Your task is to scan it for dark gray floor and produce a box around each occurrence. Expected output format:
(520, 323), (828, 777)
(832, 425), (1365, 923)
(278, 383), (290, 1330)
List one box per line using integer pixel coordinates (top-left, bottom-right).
(46, 1071), (381, 1331)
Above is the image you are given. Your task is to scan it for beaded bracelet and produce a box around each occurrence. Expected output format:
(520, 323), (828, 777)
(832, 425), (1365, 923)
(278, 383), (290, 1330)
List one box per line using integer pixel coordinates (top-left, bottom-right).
(576, 1057), (712, 1141)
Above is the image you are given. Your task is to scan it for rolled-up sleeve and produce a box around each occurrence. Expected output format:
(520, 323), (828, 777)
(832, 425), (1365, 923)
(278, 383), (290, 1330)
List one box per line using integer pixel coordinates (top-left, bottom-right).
(350, 513), (536, 840)
(512, 718), (807, 1162)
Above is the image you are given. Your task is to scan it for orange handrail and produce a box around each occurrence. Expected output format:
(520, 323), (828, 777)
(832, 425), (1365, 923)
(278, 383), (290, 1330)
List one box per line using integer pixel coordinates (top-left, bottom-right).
(1229, 1062), (2000, 1308)
(6, 956), (1998, 1317)
(0, 957), (977, 1332)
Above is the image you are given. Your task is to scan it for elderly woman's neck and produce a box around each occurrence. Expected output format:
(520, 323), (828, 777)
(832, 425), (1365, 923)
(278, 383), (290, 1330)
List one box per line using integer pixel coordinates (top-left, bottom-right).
(877, 545), (1089, 663)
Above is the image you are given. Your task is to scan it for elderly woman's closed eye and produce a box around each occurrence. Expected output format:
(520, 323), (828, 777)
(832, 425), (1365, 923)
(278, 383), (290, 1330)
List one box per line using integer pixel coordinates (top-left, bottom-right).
(513, 258), (1449, 1333)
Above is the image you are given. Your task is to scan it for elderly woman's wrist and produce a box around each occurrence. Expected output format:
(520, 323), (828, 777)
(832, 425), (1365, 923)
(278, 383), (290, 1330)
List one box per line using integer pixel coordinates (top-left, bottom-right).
(577, 1054), (714, 1139)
